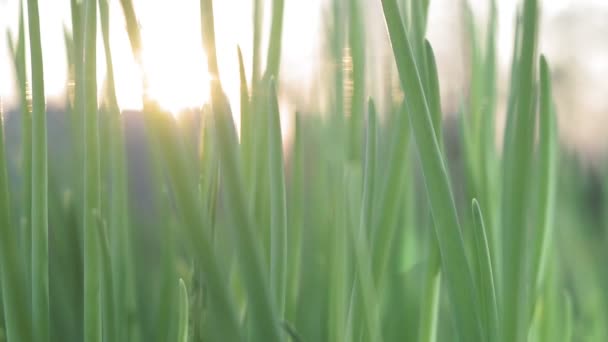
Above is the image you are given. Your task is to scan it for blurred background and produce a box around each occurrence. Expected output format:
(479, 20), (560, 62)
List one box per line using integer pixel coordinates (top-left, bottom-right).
(1, 0), (607, 162)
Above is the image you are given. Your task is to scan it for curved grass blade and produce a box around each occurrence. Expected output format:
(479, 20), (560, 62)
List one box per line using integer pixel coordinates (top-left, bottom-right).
(472, 199), (499, 341)
(379, 1), (483, 340)
(177, 279), (189, 342)
(27, 0), (49, 339)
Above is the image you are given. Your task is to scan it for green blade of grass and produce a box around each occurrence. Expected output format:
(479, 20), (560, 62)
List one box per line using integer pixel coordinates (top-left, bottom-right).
(531, 56), (558, 293)
(7, 4), (32, 296)
(199, 0), (220, 79)
(238, 46), (255, 190)
(251, 0), (263, 85)
(348, 0), (365, 161)
(472, 199), (499, 341)
(95, 215), (116, 342)
(268, 80), (288, 318)
(83, 0), (102, 340)
(98, 0), (137, 339)
(423, 40), (443, 150)
(499, 1), (539, 340)
(177, 279), (189, 342)
(27, 0), (50, 340)
(264, 0), (285, 80)
(417, 42), (443, 342)
(379, 1), (483, 340)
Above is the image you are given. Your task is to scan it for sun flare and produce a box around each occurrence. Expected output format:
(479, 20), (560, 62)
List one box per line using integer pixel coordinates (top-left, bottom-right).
(135, 4), (212, 115)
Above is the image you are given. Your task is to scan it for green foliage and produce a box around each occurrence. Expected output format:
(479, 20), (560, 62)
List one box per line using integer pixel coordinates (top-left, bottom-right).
(1, 0), (603, 341)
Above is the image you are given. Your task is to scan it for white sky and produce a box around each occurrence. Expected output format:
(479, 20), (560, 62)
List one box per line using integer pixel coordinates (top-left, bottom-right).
(0, 0), (606, 120)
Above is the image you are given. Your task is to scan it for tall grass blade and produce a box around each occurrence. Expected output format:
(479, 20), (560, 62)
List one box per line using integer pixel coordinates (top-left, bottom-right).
(82, 0), (103, 340)
(268, 80), (287, 318)
(472, 199), (499, 341)
(379, 1), (483, 340)
(264, 0), (285, 80)
(531, 56), (558, 292)
(27, 0), (50, 339)
(499, 0), (539, 340)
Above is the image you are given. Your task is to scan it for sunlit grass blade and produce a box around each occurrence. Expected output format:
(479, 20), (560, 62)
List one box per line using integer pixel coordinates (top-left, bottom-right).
(472, 199), (499, 341)
(199, 0), (220, 79)
(27, 0), (50, 340)
(177, 279), (189, 342)
(268, 80), (287, 318)
(499, 0), (539, 340)
(379, 1), (483, 340)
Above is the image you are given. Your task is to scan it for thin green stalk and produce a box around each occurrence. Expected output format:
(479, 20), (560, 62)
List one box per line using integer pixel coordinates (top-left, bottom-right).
(83, 0), (102, 340)
(347, 99), (382, 342)
(268, 80), (287, 318)
(531, 56), (558, 293)
(27, 0), (49, 339)
(252, 0), (263, 85)
(177, 279), (189, 342)
(7, 5), (32, 295)
(379, 1), (483, 340)
(500, 1), (539, 341)
(99, 0), (136, 340)
(348, 0), (365, 161)
(472, 199), (499, 341)
(264, 0), (285, 80)
(418, 272), (441, 342)
(200, 0), (220, 79)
